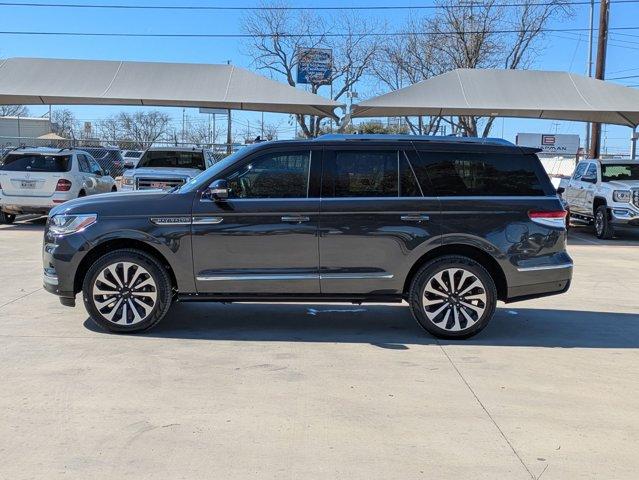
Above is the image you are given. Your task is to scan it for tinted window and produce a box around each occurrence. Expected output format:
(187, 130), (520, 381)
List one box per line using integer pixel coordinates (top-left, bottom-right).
(77, 155), (91, 173)
(332, 150), (398, 197)
(573, 163), (588, 180)
(400, 153), (421, 197)
(412, 152), (546, 196)
(226, 151), (310, 198)
(0, 154), (71, 172)
(585, 163), (598, 178)
(601, 163), (639, 181)
(138, 150), (205, 170)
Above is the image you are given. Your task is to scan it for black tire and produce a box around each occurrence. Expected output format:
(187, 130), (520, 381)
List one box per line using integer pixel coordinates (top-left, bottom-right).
(82, 249), (173, 333)
(78, 190), (86, 197)
(0, 211), (16, 224)
(594, 205), (614, 239)
(409, 255), (497, 340)
(111, 186), (117, 192)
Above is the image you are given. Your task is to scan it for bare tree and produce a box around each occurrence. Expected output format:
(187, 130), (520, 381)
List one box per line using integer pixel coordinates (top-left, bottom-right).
(373, 0), (572, 137)
(242, 2), (380, 137)
(96, 111), (171, 149)
(0, 105), (29, 117)
(185, 119), (222, 146)
(51, 109), (78, 139)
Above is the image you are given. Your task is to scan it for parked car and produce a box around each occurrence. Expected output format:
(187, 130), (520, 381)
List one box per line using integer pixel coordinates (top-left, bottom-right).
(0, 147), (116, 223)
(120, 147), (215, 191)
(121, 149), (144, 168)
(43, 134), (572, 338)
(559, 159), (639, 238)
(77, 146), (125, 177)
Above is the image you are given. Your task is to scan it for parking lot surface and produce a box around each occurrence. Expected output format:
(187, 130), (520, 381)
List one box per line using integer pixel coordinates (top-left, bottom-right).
(1, 217), (638, 479)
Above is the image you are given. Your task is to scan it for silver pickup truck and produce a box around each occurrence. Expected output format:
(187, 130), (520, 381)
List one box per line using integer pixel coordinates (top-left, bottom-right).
(560, 159), (639, 238)
(120, 147), (215, 191)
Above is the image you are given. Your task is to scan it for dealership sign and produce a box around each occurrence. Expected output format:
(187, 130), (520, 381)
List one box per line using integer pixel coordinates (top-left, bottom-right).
(296, 48), (333, 85)
(516, 133), (580, 155)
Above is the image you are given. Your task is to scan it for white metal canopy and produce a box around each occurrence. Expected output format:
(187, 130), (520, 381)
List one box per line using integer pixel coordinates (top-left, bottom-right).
(352, 69), (639, 127)
(0, 57), (340, 119)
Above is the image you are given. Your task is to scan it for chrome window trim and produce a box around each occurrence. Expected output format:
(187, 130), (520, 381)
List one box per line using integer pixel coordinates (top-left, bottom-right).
(516, 263), (573, 272)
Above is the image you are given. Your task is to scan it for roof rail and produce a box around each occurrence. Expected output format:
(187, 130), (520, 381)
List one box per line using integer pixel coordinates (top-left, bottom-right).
(314, 133), (515, 146)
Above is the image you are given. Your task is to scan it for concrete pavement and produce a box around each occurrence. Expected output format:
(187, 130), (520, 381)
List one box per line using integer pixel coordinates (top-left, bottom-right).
(0, 218), (638, 479)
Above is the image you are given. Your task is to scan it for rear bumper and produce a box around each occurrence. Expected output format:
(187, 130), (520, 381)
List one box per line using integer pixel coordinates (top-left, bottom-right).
(1, 193), (75, 214)
(506, 262), (573, 302)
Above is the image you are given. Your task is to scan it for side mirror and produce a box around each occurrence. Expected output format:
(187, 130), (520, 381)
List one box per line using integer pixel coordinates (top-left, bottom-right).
(557, 186), (565, 195)
(581, 175), (596, 184)
(206, 179), (229, 201)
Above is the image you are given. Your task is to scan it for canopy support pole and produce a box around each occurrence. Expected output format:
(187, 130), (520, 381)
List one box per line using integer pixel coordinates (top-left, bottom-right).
(631, 127), (638, 160)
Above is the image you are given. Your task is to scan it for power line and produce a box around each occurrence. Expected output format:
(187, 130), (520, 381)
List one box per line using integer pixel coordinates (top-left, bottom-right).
(1, 0), (638, 9)
(1, 26), (639, 38)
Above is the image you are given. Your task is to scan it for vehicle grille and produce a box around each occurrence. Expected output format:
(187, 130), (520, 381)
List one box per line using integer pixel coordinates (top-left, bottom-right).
(136, 177), (186, 190)
(633, 189), (639, 208)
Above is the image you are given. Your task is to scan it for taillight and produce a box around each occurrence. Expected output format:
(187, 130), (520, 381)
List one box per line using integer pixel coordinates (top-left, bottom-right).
(528, 210), (567, 228)
(55, 179), (72, 192)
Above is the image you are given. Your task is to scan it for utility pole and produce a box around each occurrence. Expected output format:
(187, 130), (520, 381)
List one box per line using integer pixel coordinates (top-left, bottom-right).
(589, 0), (610, 159)
(585, 0), (595, 156)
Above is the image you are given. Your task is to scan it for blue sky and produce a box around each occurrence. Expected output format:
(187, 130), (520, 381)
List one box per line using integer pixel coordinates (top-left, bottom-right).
(1, 0), (638, 154)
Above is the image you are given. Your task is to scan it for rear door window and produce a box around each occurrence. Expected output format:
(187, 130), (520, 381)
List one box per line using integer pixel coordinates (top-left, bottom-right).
(328, 150), (398, 197)
(0, 154), (71, 172)
(412, 151), (548, 196)
(77, 155), (91, 173)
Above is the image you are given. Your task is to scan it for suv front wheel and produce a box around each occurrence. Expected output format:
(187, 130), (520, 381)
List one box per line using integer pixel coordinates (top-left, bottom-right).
(82, 249), (173, 333)
(409, 256), (497, 339)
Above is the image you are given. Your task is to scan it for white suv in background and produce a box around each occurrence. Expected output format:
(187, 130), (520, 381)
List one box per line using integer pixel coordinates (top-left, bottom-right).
(0, 147), (117, 223)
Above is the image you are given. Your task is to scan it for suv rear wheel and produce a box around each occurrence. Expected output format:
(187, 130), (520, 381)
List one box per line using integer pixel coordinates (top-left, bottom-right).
(409, 256), (497, 339)
(82, 249), (173, 333)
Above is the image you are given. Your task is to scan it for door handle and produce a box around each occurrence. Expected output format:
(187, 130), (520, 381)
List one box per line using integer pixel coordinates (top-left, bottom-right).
(281, 215), (310, 223)
(401, 214), (430, 222)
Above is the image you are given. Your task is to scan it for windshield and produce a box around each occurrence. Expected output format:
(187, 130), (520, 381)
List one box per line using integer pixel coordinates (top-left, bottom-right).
(137, 150), (205, 170)
(0, 154), (71, 172)
(601, 164), (639, 182)
(178, 145), (258, 193)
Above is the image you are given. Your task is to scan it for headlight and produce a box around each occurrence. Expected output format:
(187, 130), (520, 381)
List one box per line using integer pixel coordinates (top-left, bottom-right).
(49, 214), (97, 236)
(122, 177), (135, 186)
(613, 190), (631, 203)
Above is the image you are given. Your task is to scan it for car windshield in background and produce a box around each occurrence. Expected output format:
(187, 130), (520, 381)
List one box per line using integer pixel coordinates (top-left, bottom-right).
(0, 154), (71, 172)
(601, 164), (639, 182)
(137, 151), (205, 170)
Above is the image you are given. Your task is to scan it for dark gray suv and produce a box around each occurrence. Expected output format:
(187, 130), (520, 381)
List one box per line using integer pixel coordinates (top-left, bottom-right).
(43, 135), (572, 339)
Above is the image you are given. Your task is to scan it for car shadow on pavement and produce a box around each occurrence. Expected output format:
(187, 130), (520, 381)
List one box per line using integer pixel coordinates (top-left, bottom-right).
(0, 216), (46, 231)
(84, 302), (639, 349)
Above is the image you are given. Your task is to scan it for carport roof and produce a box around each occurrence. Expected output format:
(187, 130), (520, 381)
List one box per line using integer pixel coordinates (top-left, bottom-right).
(0, 57), (340, 119)
(352, 69), (639, 127)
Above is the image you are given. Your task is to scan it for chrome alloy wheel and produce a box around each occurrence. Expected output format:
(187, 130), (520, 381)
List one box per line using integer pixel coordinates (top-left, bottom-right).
(92, 262), (157, 325)
(422, 268), (487, 332)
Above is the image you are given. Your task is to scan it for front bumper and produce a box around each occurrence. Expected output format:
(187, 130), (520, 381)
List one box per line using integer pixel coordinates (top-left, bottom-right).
(42, 224), (91, 306)
(609, 207), (639, 227)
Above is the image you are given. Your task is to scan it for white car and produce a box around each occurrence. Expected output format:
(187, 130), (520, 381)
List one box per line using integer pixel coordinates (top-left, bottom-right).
(560, 159), (639, 238)
(120, 147), (215, 191)
(0, 147), (117, 223)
